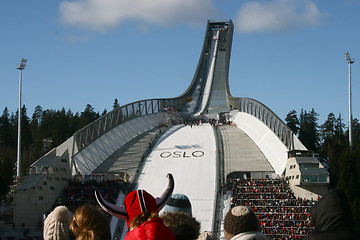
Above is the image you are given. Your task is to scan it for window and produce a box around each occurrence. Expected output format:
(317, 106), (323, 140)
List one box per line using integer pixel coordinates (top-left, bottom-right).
(301, 175), (328, 183)
(300, 163), (318, 168)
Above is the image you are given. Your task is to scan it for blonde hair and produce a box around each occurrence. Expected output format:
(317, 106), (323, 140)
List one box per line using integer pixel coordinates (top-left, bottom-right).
(129, 211), (159, 230)
(70, 204), (110, 240)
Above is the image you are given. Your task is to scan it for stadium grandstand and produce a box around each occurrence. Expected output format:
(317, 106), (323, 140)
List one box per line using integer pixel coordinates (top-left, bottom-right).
(0, 20), (329, 239)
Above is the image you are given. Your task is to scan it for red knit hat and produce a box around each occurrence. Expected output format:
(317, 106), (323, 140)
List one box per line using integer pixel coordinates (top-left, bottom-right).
(124, 190), (158, 223)
(95, 173), (175, 228)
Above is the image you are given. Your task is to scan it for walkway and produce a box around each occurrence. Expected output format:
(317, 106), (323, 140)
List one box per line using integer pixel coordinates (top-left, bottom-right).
(93, 127), (163, 180)
(219, 125), (274, 178)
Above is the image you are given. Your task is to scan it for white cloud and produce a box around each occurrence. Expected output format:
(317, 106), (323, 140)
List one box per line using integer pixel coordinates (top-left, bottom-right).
(59, 0), (218, 32)
(234, 0), (326, 33)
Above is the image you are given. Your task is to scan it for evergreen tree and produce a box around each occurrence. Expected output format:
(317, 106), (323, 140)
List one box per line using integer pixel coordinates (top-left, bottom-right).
(285, 110), (300, 135)
(20, 105), (32, 147)
(0, 107), (16, 196)
(335, 114), (345, 137)
(0, 107), (15, 146)
(320, 113), (336, 140)
(319, 114), (346, 176)
(30, 105), (43, 161)
(351, 118), (360, 147)
(0, 145), (15, 196)
(19, 105), (33, 176)
(298, 109), (320, 151)
(32, 105), (43, 126)
(79, 104), (99, 128)
(67, 109), (80, 135)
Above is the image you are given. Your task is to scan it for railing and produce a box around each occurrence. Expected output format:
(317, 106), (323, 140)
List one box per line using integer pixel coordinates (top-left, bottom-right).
(228, 96), (295, 150)
(73, 97), (186, 152)
(70, 23), (235, 152)
(72, 19), (294, 154)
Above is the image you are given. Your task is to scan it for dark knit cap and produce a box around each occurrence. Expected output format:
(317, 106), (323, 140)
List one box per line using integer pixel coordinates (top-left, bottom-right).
(224, 206), (259, 235)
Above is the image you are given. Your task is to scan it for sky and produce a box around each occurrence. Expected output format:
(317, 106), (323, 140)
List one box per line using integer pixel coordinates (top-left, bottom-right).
(1, 0), (359, 126)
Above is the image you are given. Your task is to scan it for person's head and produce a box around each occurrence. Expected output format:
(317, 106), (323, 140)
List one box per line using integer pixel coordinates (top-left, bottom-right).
(43, 205), (74, 240)
(162, 193), (192, 216)
(124, 189), (160, 230)
(70, 204), (111, 240)
(223, 206), (259, 240)
(197, 231), (219, 240)
(310, 189), (354, 231)
(161, 211), (200, 240)
(95, 173), (174, 229)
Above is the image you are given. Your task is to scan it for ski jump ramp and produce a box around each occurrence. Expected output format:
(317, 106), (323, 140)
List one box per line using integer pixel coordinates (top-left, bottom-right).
(21, 20), (307, 231)
(137, 124), (217, 231)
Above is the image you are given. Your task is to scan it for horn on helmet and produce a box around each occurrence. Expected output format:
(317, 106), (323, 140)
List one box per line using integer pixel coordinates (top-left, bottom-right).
(95, 191), (128, 220)
(155, 173), (175, 210)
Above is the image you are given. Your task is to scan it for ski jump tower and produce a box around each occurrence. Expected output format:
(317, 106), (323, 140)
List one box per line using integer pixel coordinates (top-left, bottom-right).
(13, 20), (328, 228)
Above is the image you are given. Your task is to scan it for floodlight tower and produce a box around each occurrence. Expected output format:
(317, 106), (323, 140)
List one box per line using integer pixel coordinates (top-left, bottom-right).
(16, 58), (27, 180)
(345, 52), (354, 148)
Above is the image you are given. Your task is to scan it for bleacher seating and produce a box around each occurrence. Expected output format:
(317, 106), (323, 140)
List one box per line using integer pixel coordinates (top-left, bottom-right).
(54, 177), (127, 213)
(227, 178), (315, 239)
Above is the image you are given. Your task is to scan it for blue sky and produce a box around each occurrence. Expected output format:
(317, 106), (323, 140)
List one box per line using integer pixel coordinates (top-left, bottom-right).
(1, 0), (359, 126)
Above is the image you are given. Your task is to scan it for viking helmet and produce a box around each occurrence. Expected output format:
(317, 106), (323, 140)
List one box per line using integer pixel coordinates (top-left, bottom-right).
(95, 173), (174, 224)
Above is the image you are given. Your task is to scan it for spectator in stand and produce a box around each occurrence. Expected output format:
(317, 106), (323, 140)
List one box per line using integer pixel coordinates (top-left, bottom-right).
(303, 189), (360, 240)
(60, 178), (123, 212)
(162, 211), (201, 240)
(43, 205), (74, 240)
(161, 193), (192, 216)
(223, 206), (267, 240)
(227, 178), (315, 238)
(70, 204), (110, 240)
(95, 174), (175, 240)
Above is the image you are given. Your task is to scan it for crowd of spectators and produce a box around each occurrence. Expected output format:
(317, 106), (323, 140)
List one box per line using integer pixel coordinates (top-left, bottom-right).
(181, 116), (238, 128)
(209, 118), (236, 127)
(227, 178), (315, 239)
(55, 177), (126, 213)
(184, 118), (203, 127)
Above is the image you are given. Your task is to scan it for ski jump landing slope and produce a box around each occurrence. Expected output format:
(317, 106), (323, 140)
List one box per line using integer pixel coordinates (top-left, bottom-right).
(136, 123), (217, 232)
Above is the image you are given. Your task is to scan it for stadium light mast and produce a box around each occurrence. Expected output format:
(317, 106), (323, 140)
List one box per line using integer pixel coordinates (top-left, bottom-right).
(16, 58), (27, 181)
(344, 52), (354, 148)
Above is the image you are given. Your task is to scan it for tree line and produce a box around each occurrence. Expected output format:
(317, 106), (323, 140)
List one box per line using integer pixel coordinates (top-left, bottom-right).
(0, 99), (121, 197)
(0, 105), (359, 229)
(285, 109), (360, 230)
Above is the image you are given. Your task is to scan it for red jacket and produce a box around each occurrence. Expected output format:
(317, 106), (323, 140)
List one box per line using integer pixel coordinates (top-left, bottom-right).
(124, 217), (175, 240)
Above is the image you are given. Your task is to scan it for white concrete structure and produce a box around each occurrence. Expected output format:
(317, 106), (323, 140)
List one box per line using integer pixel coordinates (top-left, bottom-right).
(72, 113), (172, 176)
(137, 124), (217, 232)
(230, 111), (307, 176)
(285, 150), (329, 199)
